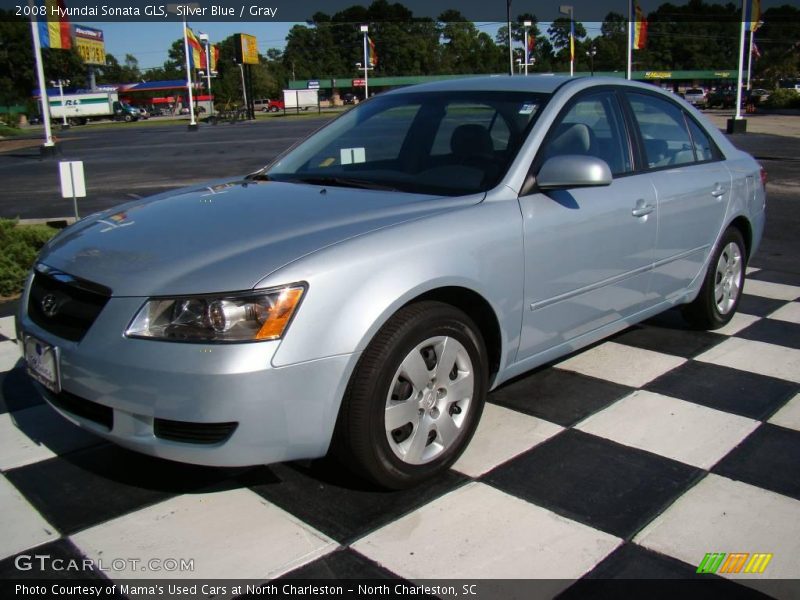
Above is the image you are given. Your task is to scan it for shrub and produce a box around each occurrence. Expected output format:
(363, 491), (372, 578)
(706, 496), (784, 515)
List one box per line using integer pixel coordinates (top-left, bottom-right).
(763, 88), (800, 110)
(0, 219), (59, 297)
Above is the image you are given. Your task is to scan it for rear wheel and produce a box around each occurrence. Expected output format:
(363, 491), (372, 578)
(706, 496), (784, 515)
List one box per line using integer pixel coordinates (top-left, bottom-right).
(334, 301), (487, 489)
(683, 227), (746, 329)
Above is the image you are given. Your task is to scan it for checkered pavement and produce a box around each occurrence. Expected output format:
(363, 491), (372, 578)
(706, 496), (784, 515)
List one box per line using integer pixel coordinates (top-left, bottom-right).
(1, 268), (799, 597)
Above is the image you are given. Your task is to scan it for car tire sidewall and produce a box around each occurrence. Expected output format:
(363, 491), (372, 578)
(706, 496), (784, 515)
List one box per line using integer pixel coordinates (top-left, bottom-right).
(341, 303), (488, 488)
(686, 227), (746, 329)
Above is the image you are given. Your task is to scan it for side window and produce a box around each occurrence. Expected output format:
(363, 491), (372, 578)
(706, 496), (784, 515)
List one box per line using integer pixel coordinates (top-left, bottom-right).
(628, 93), (695, 168)
(539, 92), (632, 176)
(686, 117), (716, 162)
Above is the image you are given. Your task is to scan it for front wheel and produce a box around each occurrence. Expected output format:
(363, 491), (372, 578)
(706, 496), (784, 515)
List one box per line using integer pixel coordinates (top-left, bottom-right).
(683, 227), (746, 329)
(334, 301), (488, 489)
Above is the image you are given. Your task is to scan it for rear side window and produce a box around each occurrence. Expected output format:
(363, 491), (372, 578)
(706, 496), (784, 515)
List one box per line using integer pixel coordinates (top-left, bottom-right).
(686, 117), (716, 162)
(628, 92), (695, 168)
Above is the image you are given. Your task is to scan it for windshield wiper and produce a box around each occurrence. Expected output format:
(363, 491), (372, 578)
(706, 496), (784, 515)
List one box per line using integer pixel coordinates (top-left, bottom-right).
(281, 175), (399, 191)
(245, 172), (272, 181)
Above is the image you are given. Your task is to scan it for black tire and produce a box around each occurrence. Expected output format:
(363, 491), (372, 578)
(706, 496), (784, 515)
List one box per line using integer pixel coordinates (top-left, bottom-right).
(270, 106), (279, 113)
(123, 114), (132, 122)
(683, 227), (747, 330)
(334, 301), (488, 489)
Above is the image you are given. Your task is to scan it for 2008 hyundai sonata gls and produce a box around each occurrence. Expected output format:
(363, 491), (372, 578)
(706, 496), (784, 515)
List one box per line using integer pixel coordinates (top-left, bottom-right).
(18, 76), (765, 488)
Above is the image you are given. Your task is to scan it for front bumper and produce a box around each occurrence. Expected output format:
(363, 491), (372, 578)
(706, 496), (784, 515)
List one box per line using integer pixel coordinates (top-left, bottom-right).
(17, 294), (356, 467)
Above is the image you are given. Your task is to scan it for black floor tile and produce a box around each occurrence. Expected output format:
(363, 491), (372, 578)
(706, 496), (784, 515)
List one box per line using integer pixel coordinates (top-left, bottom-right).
(277, 548), (401, 580)
(483, 430), (703, 539)
(0, 368), (43, 414)
(243, 458), (468, 545)
(737, 294), (786, 317)
(489, 368), (633, 427)
(612, 323), (726, 359)
(0, 538), (108, 581)
(5, 445), (247, 535)
(737, 318), (800, 350)
(748, 270), (800, 287)
(645, 361), (797, 421)
(713, 424), (800, 500)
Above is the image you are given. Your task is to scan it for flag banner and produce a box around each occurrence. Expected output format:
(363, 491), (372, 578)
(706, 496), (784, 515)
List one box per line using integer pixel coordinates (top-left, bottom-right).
(200, 44), (219, 72)
(368, 36), (378, 67)
(527, 32), (535, 55)
(744, 0), (761, 32)
(186, 26), (203, 70)
(38, 0), (72, 50)
(569, 20), (574, 61)
(752, 41), (761, 58)
(634, 0), (648, 50)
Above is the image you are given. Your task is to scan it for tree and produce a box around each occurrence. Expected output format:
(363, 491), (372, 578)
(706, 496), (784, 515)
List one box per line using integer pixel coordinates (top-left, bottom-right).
(755, 5), (800, 86)
(97, 53), (141, 84)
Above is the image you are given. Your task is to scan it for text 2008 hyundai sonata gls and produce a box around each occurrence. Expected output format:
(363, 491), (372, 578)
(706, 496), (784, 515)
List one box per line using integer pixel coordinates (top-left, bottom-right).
(18, 76), (765, 488)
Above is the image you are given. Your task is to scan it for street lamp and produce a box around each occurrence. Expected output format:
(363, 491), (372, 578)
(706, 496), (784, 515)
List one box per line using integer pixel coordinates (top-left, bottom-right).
(507, 0), (513, 76)
(360, 24), (370, 100)
(523, 20), (532, 76)
(586, 44), (597, 76)
(51, 79), (70, 128)
(198, 31), (213, 118)
(559, 4), (574, 77)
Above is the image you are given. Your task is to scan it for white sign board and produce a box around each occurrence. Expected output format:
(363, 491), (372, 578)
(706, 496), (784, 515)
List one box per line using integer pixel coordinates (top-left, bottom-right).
(59, 161), (86, 198)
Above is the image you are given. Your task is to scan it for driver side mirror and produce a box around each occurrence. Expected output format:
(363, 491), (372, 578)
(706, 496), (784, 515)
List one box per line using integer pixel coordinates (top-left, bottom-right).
(535, 155), (613, 191)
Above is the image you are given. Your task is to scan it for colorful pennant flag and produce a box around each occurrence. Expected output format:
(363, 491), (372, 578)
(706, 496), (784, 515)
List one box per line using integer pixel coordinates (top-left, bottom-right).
(368, 36), (378, 67)
(744, 0), (761, 32)
(633, 0), (648, 50)
(569, 20), (575, 61)
(527, 31), (535, 55)
(200, 44), (219, 72)
(185, 26), (203, 70)
(38, 0), (71, 50)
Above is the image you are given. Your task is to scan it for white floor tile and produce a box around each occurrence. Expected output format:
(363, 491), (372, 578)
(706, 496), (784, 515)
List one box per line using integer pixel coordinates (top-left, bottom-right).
(769, 394), (800, 432)
(0, 474), (57, 560)
(353, 482), (620, 583)
(452, 404), (562, 477)
(0, 406), (101, 470)
(556, 341), (686, 388)
(696, 338), (800, 383)
(0, 340), (21, 372)
(715, 312), (761, 335)
(635, 474), (800, 580)
(768, 302), (800, 325)
(71, 489), (336, 579)
(743, 280), (800, 302)
(576, 391), (759, 469)
(0, 316), (16, 341)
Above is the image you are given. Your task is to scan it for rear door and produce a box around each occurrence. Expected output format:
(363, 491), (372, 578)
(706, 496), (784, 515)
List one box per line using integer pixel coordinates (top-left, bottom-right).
(624, 91), (731, 300)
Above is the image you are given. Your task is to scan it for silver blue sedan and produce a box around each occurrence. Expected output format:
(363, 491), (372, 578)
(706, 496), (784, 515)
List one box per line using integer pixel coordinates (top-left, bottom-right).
(18, 76), (765, 488)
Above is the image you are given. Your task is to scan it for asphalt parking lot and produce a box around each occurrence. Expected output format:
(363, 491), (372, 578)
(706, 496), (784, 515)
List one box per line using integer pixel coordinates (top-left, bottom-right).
(0, 113), (798, 597)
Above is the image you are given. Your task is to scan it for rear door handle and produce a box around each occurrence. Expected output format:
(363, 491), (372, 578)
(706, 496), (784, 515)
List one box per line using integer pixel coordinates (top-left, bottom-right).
(711, 183), (727, 198)
(631, 203), (655, 217)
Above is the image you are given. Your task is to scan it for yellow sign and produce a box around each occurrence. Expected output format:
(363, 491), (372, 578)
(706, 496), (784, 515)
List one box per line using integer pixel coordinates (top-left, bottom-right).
(645, 71), (672, 79)
(74, 25), (105, 65)
(238, 33), (259, 65)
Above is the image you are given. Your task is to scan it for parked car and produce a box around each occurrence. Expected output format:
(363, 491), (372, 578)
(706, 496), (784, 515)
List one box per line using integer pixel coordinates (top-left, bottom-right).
(683, 88), (706, 107)
(133, 106), (149, 119)
(18, 76), (765, 489)
(342, 92), (357, 105)
(254, 98), (284, 112)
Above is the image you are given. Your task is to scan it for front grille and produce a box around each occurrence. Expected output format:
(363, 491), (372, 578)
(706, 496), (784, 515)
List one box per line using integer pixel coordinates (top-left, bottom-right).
(28, 267), (111, 342)
(154, 418), (238, 445)
(49, 390), (113, 430)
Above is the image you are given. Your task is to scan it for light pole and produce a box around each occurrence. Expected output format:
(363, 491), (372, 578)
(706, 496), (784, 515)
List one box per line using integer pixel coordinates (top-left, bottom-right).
(51, 79), (70, 128)
(523, 20), (532, 76)
(360, 24), (369, 99)
(586, 44), (597, 76)
(507, 0), (513, 76)
(237, 62), (247, 113)
(198, 32), (213, 118)
(560, 4), (574, 77)
(516, 58), (523, 75)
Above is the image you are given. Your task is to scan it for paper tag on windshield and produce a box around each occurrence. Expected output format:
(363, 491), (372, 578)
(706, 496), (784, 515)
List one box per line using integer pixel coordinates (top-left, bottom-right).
(340, 148), (366, 165)
(519, 104), (537, 115)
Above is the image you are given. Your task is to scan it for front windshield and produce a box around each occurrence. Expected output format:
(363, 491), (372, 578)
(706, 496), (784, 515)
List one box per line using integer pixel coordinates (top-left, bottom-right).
(267, 90), (549, 196)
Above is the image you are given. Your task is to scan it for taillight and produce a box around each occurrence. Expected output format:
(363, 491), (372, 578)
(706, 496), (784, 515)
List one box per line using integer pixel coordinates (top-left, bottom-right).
(760, 166), (767, 186)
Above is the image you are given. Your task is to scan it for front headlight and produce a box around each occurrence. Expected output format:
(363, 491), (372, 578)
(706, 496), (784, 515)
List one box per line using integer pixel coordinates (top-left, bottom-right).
(125, 284), (305, 342)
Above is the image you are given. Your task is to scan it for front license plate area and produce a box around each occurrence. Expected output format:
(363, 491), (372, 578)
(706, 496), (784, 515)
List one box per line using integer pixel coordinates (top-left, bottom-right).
(24, 336), (61, 394)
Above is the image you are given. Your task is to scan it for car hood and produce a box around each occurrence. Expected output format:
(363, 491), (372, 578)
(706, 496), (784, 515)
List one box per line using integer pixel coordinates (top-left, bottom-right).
(39, 179), (478, 296)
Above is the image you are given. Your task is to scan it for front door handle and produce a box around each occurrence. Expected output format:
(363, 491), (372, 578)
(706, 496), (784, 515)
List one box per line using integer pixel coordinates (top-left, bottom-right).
(631, 202), (655, 217)
(711, 183), (727, 198)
